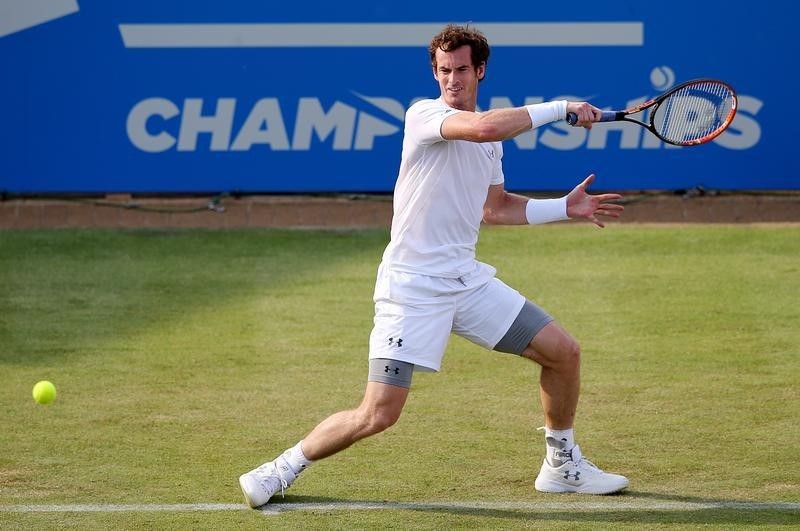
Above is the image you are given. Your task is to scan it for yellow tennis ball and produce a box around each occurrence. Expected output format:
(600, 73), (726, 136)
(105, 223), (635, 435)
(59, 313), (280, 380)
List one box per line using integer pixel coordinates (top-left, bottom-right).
(32, 381), (57, 405)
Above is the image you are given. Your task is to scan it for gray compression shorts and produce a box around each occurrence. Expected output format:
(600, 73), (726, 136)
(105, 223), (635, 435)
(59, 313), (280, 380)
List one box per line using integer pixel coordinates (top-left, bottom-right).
(368, 358), (414, 389)
(493, 300), (554, 355)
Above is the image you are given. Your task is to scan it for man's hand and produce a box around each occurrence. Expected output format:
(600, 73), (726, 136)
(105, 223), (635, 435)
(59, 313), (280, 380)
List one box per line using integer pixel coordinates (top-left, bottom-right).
(566, 174), (624, 228)
(566, 102), (602, 129)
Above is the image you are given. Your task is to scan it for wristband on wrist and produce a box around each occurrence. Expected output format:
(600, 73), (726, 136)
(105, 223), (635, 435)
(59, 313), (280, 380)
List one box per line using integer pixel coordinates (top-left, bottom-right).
(525, 100), (568, 129)
(525, 196), (569, 225)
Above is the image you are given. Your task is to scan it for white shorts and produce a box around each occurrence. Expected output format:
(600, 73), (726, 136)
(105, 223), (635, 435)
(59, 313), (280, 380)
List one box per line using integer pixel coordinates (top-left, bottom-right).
(368, 261), (526, 372)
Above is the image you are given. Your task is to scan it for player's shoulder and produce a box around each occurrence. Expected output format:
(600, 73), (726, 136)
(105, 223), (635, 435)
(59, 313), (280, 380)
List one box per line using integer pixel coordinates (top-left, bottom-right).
(406, 98), (460, 125)
(407, 97), (454, 115)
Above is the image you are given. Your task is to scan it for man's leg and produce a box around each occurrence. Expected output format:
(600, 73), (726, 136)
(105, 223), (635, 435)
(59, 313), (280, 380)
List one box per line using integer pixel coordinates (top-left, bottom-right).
(456, 275), (627, 494)
(522, 321), (628, 494)
(301, 381), (409, 460)
(521, 320), (581, 431)
(239, 380), (409, 508)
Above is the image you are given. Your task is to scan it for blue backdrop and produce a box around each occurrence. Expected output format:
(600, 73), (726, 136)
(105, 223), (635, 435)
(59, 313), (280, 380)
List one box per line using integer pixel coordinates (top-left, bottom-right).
(1, 1), (795, 193)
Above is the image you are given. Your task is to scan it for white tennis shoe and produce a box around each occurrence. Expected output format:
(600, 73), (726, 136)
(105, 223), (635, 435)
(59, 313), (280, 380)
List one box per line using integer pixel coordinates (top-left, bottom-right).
(239, 457), (297, 508)
(534, 444), (629, 495)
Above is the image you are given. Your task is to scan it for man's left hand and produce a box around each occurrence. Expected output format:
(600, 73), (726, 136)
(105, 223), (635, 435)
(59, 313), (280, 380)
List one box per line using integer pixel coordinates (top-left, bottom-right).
(566, 174), (624, 228)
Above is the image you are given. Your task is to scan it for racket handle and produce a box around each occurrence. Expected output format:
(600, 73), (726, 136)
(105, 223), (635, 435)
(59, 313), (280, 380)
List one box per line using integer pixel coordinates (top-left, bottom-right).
(566, 110), (619, 126)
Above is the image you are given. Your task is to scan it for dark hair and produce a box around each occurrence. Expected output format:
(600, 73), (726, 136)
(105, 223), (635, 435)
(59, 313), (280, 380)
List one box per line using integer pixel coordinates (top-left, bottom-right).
(429, 24), (490, 80)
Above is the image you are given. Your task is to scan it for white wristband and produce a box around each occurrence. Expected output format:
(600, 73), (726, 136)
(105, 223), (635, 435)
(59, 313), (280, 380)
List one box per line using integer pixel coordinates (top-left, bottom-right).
(525, 100), (568, 129)
(525, 197), (569, 225)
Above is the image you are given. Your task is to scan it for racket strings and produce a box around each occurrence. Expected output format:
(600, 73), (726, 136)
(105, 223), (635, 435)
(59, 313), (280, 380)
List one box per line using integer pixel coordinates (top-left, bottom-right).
(654, 81), (735, 145)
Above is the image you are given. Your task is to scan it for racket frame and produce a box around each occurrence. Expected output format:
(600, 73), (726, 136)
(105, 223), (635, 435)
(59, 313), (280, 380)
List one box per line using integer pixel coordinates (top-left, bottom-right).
(567, 78), (738, 147)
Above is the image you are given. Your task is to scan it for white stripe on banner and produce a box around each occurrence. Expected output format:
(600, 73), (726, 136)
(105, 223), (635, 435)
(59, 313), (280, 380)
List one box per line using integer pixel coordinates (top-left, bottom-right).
(118, 22), (644, 48)
(0, 0), (79, 38)
(3, 499), (798, 514)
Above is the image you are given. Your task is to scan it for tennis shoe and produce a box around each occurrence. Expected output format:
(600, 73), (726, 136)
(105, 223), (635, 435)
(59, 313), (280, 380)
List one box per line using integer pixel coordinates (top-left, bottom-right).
(534, 444), (629, 494)
(239, 457), (297, 508)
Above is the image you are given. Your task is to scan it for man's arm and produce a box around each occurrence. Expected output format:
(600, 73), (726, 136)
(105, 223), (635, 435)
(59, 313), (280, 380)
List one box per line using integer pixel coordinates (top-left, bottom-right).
(441, 102), (601, 143)
(483, 184), (530, 225)
(483, 175), (624, 228)
(441, 107), (532, 143)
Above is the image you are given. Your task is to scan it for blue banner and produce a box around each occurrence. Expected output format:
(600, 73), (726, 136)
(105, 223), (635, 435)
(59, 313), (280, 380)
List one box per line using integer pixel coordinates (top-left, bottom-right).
(0, 1), (794, 193)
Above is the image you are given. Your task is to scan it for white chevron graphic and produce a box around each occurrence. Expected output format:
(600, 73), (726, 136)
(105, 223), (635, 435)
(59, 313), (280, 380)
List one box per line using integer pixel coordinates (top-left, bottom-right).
(0, 0), (79, 38)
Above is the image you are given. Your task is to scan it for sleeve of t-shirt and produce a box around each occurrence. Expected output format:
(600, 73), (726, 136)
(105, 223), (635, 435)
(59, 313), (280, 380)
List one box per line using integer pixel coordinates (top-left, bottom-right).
(404, 99), (461, 146)
(492, 142), (505, 185)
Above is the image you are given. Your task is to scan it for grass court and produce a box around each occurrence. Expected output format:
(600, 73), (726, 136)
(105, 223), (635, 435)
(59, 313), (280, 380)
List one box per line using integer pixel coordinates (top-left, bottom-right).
(1, 224), (798, 529)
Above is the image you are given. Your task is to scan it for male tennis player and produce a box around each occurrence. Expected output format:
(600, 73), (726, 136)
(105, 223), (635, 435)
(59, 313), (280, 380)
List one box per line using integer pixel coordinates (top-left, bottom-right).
(239, 24), (628, 506)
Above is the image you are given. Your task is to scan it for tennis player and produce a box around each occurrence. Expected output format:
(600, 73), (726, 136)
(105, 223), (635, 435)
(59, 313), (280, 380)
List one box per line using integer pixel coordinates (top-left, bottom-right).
(240, 23), (628, 506)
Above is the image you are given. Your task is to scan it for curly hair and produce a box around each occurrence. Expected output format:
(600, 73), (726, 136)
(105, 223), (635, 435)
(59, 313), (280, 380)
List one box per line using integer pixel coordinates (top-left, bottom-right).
(428, 24), (490, 79)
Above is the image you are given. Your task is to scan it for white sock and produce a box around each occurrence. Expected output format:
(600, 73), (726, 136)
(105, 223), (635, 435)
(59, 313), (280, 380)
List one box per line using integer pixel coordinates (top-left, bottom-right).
(542, 427), (575, 466)
(544, 427), (575, 450)
(280, 440), (313, 475)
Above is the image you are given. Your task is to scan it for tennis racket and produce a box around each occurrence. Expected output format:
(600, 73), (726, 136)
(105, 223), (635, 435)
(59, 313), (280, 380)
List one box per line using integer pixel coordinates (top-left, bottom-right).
(566, 79), (737, 146)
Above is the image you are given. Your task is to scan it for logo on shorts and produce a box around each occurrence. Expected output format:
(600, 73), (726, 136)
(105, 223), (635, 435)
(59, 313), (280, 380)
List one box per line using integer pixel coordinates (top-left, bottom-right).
(387, 337), (403, 347)
(385, 365), (400, 375)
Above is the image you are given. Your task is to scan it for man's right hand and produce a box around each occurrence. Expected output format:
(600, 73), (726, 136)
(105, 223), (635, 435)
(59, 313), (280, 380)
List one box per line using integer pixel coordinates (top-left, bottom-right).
(566, 102), (603, 129)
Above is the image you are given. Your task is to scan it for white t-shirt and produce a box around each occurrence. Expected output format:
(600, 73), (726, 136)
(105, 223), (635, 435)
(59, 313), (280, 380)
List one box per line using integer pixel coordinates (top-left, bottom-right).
(380, 97), (504, 278)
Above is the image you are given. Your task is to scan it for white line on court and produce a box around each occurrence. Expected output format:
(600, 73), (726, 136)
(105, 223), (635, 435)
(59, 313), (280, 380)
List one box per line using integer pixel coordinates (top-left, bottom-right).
(3, 500), (799, 514)
(118, 22), (644, 48)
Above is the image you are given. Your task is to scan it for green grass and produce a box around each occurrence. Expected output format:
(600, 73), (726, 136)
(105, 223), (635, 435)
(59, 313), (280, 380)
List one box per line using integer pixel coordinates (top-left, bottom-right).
(1, 225), (798, 529)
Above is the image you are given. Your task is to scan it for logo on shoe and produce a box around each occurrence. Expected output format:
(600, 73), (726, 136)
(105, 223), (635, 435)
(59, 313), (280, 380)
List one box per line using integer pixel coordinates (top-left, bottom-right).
(563, 470), (581, 481)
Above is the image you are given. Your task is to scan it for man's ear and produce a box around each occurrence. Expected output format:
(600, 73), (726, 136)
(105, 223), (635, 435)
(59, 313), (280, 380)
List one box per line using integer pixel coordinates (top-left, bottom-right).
(477, 62), (486, 81)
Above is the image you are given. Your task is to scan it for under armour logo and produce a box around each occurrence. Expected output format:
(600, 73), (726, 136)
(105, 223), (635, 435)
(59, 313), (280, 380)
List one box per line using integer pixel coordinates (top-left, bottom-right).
(388, 337), (403, 347)
(384, 365), (400, 375)
(563, 470), (581, 481)
(484, 148), (495, 159)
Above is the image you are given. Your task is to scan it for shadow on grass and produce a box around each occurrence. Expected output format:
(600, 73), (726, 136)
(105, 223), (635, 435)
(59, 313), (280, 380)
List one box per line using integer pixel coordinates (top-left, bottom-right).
(268, 493), (799, 526)
(0, 229), (389, 365)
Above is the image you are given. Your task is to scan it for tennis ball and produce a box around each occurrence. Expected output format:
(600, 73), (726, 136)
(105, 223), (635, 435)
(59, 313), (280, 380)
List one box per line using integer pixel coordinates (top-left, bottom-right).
(32, 380), (57, 404)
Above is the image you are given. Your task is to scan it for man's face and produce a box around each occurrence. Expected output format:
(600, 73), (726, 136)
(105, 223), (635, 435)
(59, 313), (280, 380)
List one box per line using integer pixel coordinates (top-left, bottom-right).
(433, 45), (484, 111)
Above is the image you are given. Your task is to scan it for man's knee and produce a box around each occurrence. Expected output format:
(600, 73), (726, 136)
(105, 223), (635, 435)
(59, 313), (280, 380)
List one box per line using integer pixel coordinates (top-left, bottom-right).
(357, 381), (409, 435)
(371, 406), (403, 432)
(358, 403), (402, 435)
(526, 323), (581, 370)
(559, 336), (581, 368)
